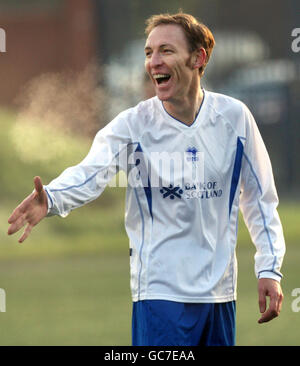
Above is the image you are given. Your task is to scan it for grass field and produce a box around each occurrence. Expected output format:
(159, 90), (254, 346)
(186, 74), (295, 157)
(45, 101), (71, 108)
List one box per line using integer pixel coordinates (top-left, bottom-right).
(0, 108), (299, 346)
(0, 201), (299, 346)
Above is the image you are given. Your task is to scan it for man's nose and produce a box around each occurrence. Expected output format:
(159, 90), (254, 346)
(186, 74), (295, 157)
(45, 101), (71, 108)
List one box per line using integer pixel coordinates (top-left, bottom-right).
(150, 51), (163, 68)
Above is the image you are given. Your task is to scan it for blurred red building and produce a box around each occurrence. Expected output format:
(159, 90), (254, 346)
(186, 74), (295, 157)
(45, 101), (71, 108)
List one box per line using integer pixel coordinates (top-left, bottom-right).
(0, 0), (97, 107)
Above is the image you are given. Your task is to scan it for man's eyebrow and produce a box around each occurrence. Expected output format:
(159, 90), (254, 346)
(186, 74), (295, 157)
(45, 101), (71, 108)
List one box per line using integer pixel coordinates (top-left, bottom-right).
(160, 43), (174, 48)
(144, 43), (175, 51)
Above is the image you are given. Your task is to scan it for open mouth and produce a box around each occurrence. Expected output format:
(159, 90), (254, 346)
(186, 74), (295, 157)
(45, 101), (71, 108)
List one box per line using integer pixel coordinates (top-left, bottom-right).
(153, 74), (171, 85)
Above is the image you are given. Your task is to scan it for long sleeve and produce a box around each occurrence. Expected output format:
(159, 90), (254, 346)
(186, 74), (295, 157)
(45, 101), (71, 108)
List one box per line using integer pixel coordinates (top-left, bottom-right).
(239, 106), (286, 282)
(44, 114), (131, 217)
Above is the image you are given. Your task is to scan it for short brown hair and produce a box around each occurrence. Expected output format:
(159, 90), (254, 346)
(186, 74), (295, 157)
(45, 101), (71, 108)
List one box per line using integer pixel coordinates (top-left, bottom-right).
(145, 12), (215, 76)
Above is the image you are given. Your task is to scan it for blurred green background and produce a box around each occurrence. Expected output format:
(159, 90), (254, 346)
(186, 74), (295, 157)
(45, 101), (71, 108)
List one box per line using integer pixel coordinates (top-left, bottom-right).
(0, 0), (299, 346)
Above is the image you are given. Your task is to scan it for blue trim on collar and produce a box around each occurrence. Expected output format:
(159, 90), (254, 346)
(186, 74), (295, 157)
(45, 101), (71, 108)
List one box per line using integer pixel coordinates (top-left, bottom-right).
(161, 89), (206, 127)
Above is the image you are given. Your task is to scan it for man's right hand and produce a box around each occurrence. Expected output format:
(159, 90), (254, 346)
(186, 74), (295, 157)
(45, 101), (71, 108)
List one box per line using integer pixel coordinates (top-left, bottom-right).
(7, 176), (48, 243)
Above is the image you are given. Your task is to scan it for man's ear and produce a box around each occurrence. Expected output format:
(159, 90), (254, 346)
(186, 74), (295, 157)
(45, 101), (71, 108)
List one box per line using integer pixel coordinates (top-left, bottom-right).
(193, 47), (207, 70)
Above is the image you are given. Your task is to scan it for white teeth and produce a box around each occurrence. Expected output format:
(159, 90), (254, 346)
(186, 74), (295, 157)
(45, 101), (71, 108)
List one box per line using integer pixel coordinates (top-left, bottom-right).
(153, 74), (170, 79)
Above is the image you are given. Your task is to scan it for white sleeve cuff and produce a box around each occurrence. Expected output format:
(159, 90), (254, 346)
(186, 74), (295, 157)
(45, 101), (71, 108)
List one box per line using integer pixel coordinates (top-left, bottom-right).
(257, 271), (282, 283)
(44, 187), (55, 216)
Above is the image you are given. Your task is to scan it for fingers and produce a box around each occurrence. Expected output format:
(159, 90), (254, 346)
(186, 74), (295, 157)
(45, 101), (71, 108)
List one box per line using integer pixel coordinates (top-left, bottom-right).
(277, 291), (284, 313)
(258, 292), (266, 314)
(8, 176), (41, 224)
(18, 223), (33, 243)
(258, 305), (281, 323)
(8, 176), (46, 239)
(258, 279), (284, 324)
(8, 207), (22, 225)
(8, 208), (43, 243)
(7, 193), (34, 225)
(34, 176), (48, 206)
(7, 213), (27, 236)
(34, 176), (43, 194)
(258, 295), (279, 323)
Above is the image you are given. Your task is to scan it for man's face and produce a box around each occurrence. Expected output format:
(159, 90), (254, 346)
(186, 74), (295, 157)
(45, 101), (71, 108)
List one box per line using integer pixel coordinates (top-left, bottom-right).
(144, 24), (197, 102)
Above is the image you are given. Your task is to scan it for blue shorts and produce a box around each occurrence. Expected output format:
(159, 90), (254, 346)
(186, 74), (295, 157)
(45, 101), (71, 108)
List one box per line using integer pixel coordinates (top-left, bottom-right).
(132, 300), (236, 346)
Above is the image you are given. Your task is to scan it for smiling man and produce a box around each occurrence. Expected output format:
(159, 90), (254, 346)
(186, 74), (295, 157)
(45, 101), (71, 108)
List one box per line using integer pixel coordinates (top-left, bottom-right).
(144, 16), (210, 125)
(8, 12), (285, 346)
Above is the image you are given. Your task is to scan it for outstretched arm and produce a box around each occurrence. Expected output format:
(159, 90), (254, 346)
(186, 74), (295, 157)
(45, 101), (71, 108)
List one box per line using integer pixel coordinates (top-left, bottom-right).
(7, 176), (48, 243)
(8, 112), (131, 241)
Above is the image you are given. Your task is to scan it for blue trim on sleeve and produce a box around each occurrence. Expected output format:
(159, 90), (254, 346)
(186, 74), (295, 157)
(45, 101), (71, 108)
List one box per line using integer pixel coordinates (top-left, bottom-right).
(48, 142), (141, 193)
(229, 137), (244, 216)
(44, 187), (54, 209)
(242, 153), (262, 194)
(49, 171), (99, 192)
(243, 152), (276, 272)
(258, 270), (282, 279)
(257, 200), (274, 256)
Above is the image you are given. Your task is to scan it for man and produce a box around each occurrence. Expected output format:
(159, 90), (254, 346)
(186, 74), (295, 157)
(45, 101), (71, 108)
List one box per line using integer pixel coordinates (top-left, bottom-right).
(8, 12), (285, 346)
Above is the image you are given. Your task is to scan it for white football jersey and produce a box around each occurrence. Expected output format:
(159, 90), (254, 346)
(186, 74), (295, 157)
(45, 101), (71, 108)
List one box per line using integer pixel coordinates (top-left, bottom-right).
(45, 90), (285, 303)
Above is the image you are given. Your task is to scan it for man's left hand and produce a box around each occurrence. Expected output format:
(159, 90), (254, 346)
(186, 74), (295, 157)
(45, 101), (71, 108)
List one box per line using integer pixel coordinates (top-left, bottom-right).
(258, 278), (283, 324)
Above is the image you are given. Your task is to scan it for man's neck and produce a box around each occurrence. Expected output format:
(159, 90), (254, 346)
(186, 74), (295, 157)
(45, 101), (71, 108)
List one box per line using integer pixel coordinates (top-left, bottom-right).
(162, 86), (204, 126)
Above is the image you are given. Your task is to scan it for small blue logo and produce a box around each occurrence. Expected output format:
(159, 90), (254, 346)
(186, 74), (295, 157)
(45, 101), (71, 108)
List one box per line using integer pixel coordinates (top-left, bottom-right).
(186, 147), (199, 162)
(160, 184), (183, 200)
